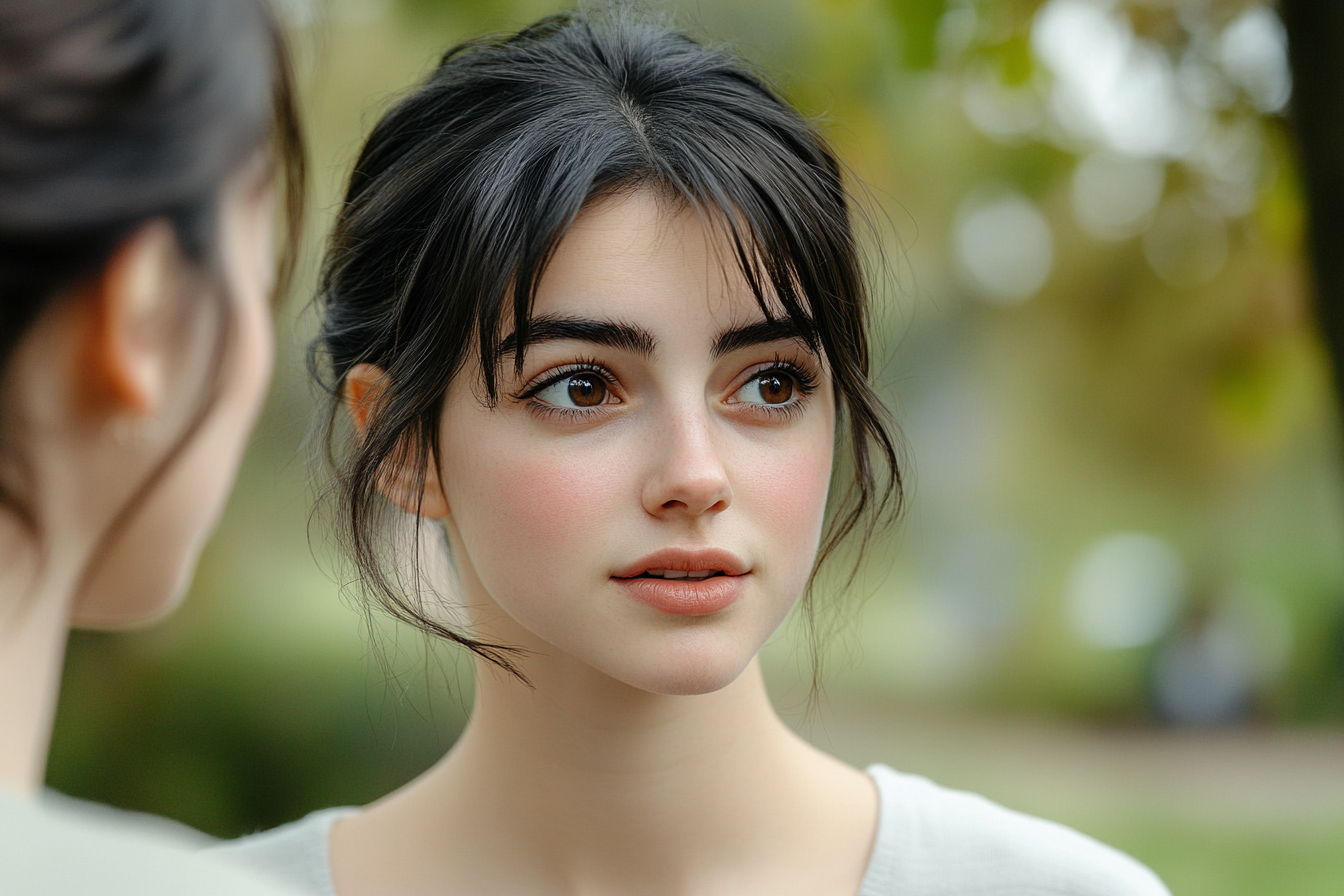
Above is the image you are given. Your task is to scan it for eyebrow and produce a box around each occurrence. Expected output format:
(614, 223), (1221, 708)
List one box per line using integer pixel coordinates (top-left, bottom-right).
(711, 317), (812, 358)
(497, 314), (657, 359)
(495, 313), (813, 360)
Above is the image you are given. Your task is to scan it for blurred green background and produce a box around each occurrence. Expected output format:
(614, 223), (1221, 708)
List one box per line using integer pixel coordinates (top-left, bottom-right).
(47, 0), (1344, 893)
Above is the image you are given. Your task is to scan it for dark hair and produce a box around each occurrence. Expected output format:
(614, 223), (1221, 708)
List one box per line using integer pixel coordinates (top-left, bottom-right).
(0, 0), (306, 545)
(314, 9), (900, 678)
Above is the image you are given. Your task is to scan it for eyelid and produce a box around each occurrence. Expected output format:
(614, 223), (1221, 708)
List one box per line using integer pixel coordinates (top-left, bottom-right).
(719, 356), (821, 426)
(513, 359), (619, 402)
(725, 354), (821, 398)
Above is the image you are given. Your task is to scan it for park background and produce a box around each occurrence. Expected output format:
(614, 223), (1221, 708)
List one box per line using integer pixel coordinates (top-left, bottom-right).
(45, 0), (1344, 893)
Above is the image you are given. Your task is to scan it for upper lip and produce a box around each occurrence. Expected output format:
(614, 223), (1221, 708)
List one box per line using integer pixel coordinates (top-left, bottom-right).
(613, 547), (750, 579)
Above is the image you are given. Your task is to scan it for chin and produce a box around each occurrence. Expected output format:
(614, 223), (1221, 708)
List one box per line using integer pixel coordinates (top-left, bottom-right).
(70, 548), (199, 630)
(609, 633), (760, 697)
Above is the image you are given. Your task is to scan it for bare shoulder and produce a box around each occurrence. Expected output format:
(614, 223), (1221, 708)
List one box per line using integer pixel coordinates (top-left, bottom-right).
(862, 765), (1171, 896)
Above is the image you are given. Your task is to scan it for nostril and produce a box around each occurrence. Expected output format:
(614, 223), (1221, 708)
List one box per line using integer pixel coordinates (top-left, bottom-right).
(644, 469), (733, 517)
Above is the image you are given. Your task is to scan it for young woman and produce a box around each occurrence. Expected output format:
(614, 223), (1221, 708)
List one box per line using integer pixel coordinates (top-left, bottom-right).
(220, 10), (1169, 896)
(0, 0), (306, 892)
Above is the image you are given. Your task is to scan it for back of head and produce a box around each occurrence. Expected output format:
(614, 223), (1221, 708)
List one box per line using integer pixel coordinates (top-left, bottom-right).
(0, 0), (290, 367)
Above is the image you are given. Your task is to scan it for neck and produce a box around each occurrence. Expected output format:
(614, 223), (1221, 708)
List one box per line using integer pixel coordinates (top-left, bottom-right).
(0, 518), (78, 797)
(340, 651), (876, 896)
(459, 654), (796, 802)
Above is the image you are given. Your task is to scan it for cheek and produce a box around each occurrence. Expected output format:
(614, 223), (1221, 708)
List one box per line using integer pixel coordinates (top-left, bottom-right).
(444, 424), (626, 604)
(747, 440), (832, 526)
(72, 297), (274, 627)
(229, 286), (276, 425)
(740, 433), (834, 586)
(498, 458), (599, 533)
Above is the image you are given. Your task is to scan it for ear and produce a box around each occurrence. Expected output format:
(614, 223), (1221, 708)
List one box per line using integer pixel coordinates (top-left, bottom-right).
(344, 362), (450, 519)
(82, 220), (181, 416)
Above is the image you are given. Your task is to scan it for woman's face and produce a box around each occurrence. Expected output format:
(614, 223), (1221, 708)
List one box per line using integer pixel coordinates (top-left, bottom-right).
(437, 190), (835, 695)
(72, 154), (278, 626)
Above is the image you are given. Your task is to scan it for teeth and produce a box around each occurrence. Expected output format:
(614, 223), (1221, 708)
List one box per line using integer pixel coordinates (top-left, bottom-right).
(645, 569), (719, 579)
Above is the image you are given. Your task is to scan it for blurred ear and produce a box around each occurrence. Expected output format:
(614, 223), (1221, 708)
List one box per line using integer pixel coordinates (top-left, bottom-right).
(344, 362), (450, 519)
(83, 220), (181, 416)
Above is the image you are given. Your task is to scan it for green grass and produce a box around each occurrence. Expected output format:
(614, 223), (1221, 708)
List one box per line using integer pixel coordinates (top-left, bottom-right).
(1095, 820), (1344, 896)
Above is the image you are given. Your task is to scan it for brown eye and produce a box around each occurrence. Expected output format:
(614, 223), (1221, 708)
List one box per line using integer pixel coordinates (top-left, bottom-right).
(566, 374), (606, 407)
(756, 373), (793, 405)
(533, 370), (612, 410)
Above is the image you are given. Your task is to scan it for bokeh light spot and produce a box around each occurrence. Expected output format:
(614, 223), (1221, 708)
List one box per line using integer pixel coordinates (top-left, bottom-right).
(1219, 6), (1291, 114)
(1067, 532), (1186, 649)
(1033, 0), (1196, 158)
(954, 191), (1053, 304)
(1071, 151), (1166, 241)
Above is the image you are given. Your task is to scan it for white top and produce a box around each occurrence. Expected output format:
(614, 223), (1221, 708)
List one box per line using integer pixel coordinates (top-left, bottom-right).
(0, 789), (306, 896)
(861, 765), (1168, 895)
(214, 804), (355, 896)
(213, 764), (1170, 895)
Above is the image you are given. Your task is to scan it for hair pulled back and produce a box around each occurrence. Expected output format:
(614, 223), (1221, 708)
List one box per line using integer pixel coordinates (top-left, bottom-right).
(314, 8), (900, 676)
(0, 0), (304, 364)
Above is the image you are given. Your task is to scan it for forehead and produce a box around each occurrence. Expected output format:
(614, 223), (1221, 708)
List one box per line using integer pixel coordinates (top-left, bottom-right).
(532, 189), (776, 330)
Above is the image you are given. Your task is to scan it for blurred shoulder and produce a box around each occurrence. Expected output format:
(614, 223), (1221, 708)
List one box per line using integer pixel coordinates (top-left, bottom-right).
(0, 790), (304, 896)
(861, 764), (1170, 896)
(211, 806), (355, 896)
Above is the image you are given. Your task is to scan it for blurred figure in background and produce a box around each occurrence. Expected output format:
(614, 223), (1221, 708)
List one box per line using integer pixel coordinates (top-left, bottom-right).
(0, 0), (305, 892)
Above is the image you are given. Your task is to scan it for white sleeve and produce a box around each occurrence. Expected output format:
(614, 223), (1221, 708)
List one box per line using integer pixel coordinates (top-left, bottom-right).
(861, 765), (1170, 896)
(0, 793), (308, 896)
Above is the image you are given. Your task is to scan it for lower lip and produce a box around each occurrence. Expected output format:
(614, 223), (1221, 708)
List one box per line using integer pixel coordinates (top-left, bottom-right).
(615, 574), (747, 616)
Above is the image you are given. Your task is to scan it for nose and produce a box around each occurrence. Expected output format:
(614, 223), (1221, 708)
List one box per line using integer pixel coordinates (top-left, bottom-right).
(641, 405), (732, 520)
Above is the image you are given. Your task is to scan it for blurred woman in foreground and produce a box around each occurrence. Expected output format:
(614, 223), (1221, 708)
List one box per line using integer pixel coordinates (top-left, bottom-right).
(0, 0), (304, 891)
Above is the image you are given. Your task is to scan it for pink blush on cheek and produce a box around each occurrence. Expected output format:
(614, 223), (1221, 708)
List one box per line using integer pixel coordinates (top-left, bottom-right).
(493, 458), (601, 532)
(737, 440), (834, 581)
(735, 387), (839, 572)
(445, 434), (627, 615)
(476, 459), (609, 535)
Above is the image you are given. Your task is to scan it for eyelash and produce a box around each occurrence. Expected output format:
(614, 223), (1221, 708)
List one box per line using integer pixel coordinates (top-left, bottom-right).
(513, 359), (618, 420)
(732, 355), (821, 421)
(512, 353), (822, 422)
